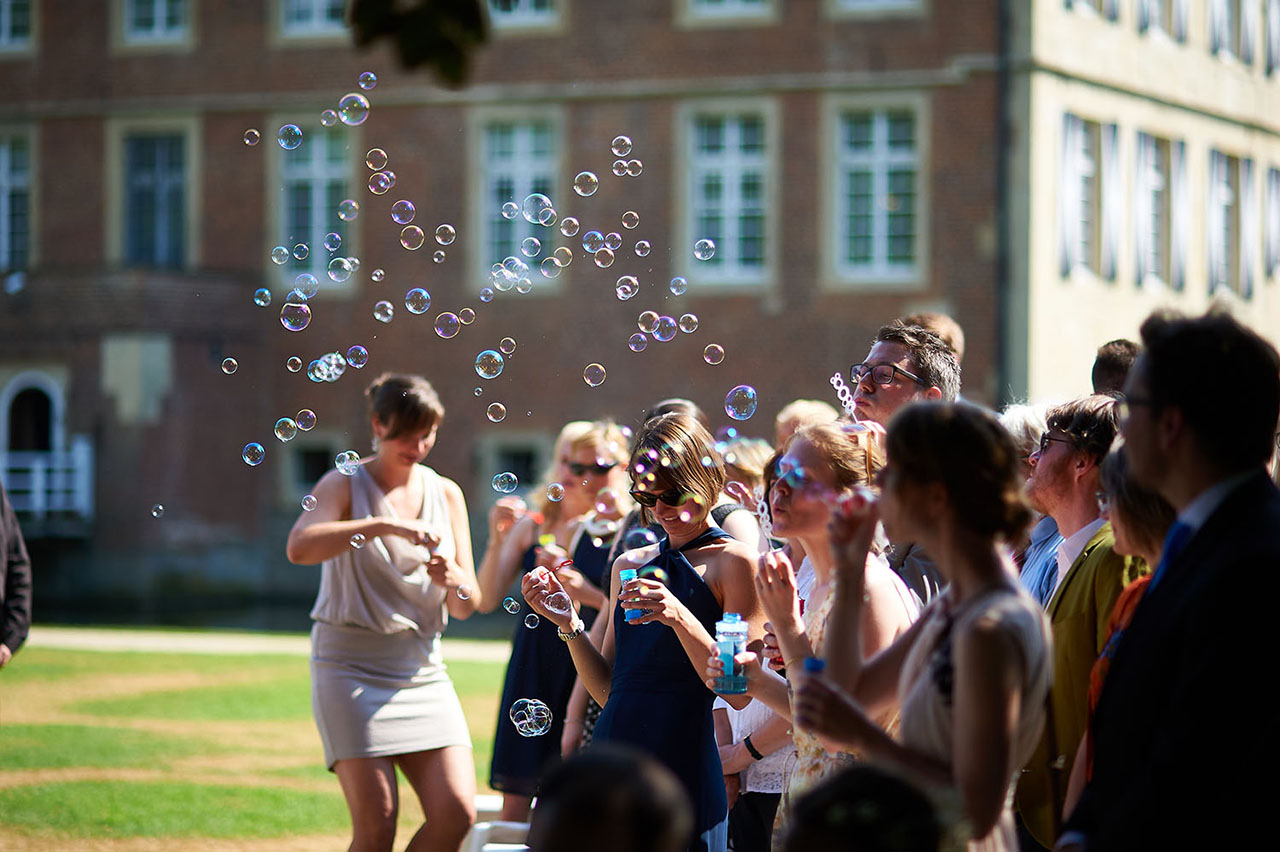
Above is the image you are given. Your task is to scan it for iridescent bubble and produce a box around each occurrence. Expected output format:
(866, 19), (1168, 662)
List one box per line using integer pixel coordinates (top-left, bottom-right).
(374, 301), (394, 323)
(493, 272), (515, 292)
(628, 333), (648, 352)
(703, 344), (725, 365)
(502, 256), (530, 278)
(583, 363), (606, 387)
(546, 482), (565, 502)
(522, 237), (541, 258)
(280, 302), (311, 332)
(493, 471), (519, 493)
(499, 337), (517, 355)
(553, 246), (574, 266)
(275, 417), (298, 442)
(476, 349), (505, 379)
(523, 614), (541, 630)
(320, 109), (338, 127)
(293, 243), (309, 260)
(277, 124), (303, 150)
(626, 159), (643, 176)
(458, 307), (476, 325)
(296, 409), (316, 431)
(317, 232), (338, 253)
(604, 232), (623, 251)
(544, 591), (573, 616)
(358, 71), (377, 90)
(371, 268), (385, 282)
(694, 239), (716, 260)
(611, 159), (627, 176)
(539, 207), (558, 227)
(725, 385), (759, 421)
(350, 533), (366, 549)
(503, 596), (521, 614)
(669, 276), (688, 295)
(679, 313), (699, 333)
(516, 279), (533, 294)
(368, 172), (391, 195)
(337, 199), (359, 221)
(594, 248), (615, 268)
(573, 171), (599, 196)
(474, 387), (483, 397)
(434, 312), (460, 338)
(623, 527), (659, 550)
(540, 258), (561, 279)
(654, 316), (677, 342)
(433, 250), (446, 263)
(637, 311), (660, 334)
(583, 230), (605, 253)
(501, 201), (519, 220)
(435, 224), (456, 246)
(479, 287), (495, 303)
(560, 217), (580, 237)
(635, 240), (651, 257)
(286, 356), (303, 372)
(270, 245), (289, 265)
(221, 358), (238, 375)
(243, 129), (260, 146)
(391, 200), (416, 225)
(366, 148), (388, 170)
(242, 442), (265, 466)
(521, 193), (554, 225)
(621, 211), (639, 229)
(404, 288), (431, 314)
(611, 135), (633, 156)
(346, 345), (369, 369)
(615, 276), (639, 300)
(487, 403), (507, 423)
(301, 494), (318, 511)
(400, 226), (425, 250)
(346, 256), (361, 273)
(509, 697), (552, 736)
(327, 257), (352, 283)
(457, 585), (472, 601)
(338, 92), (371, 126)
(336, 450), (361, 475)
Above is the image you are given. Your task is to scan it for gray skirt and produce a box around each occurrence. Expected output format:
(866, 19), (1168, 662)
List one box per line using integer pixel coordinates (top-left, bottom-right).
(311, 621), (472, 769)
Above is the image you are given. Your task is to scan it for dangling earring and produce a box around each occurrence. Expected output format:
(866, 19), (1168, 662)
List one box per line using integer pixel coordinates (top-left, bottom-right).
(371, 435), (381, 453)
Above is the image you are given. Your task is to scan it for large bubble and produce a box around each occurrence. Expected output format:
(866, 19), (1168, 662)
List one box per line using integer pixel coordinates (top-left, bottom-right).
(653, 316), (677, 342)
(242, 442), (265, 466)
(521, 193), (554, 225)
(611, 135), (633, 157)
(492, 471), (519, 493)
(703, 344), (725, 365)
(573, 171), (599, 196)
(583, 363), (606, 387)
(274, 417), (298, 442)
(338, 92), (370, 126)
(434, 312), (461, 338)
(509, 698), (553, 737)
(366, 148), (388, 170)
(694, 239), (716, 260)
(435, 224), (456, 245)
(277, 124), (302, 150)
(400, 226), (425, 251)
(476, 349), (505, 379)
(335, 450), (361, 475)
(405, 288), (431, 314)
(725, 385), (759, 421)
(391, 200), (416, 225)
(346, 345), (369, 369)
(280, 302), (311, 332)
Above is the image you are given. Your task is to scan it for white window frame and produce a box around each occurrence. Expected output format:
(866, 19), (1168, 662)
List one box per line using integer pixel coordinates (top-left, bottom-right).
(1059, 113), (1119, 282)
(1267, 0), (1280, 74)
(488, 0), (562, 33)
(1267, 166), (1280, 279)
(119, 0), (191, 47)
(1135, 132), (1172, 287)
(678, 0), (777, 27)
(276, 0), (346, 41)
(104, 115), (201, 270)
(467, 106), (564, 295)
(0, 0), (35, 53)
(0, 129), (32, 274)
(1208, 149), (1243, 295)
(1066, 0), (1119, 22)
(827, 0), (925, 19)
(825, 94), (928, 289)
(677, 100), (778, 289)
(1210, 0), (1247, 61)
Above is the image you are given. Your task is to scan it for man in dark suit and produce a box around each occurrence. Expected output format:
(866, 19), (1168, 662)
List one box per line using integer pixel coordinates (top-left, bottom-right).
(1056, 310), (1280, 851)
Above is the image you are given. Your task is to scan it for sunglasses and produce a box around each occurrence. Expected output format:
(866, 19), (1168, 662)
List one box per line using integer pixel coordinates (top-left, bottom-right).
(565, 460), (617, 477)
(629, 487), (688, 508)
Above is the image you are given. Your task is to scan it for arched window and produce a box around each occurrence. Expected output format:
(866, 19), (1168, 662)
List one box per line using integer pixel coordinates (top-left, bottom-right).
(8, 387), (51, 452)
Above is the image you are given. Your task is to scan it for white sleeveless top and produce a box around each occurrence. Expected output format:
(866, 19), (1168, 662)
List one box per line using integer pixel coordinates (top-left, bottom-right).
(310, 463), (454, 639)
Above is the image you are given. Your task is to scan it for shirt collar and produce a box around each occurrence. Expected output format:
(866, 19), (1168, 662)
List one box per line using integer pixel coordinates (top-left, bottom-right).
(1056, 517), (1107, 577)
(1029, 514), (1059, 544)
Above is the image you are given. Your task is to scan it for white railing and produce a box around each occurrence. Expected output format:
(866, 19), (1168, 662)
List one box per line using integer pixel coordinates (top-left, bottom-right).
(0, 435), (94, 521)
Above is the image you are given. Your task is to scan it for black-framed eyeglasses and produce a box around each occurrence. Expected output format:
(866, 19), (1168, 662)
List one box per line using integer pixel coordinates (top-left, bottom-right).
(629, 487), (688, 508)
(849, 362), (926, 388)
(1038, 432), (1075, 454)
(565, 460), (617, 477)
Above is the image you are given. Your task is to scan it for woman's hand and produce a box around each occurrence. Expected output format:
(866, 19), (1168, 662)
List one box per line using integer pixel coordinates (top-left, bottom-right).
(620, 577), (690, 628)
(761, 621), (786, 672)
(704, 650), (767, 696)
(792, 673), (879, 750)
(520, 567), (576, 631)
(828, 488), (879, 579)
(718, 740), (753, 775)
(755, 550), (803, 635)
(425, 553), (467, 592)
(380, 518), (443, 549)
(535, 541), (571, 572)
(723, 480), (757, 511)
(489, 496), (527, 538)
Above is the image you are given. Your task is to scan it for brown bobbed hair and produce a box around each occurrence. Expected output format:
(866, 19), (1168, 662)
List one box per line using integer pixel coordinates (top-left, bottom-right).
(1099, 446), (1176, 558)
(366, 373), (444, 440)
(886, 401), (1033, 543)
(628, 412), (724, 525)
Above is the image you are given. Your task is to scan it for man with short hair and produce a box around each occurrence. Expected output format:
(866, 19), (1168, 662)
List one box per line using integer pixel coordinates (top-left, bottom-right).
(850, 321), (960, 602)
(1058, 311), (1280, 851)
(1015, 395), (1143, 849)
(1090, 339), (1139, 395)
(899, 311), (966, 366)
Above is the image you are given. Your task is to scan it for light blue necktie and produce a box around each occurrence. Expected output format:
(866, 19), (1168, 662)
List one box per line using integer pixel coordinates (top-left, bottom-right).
(1148, 521), (1193, 592)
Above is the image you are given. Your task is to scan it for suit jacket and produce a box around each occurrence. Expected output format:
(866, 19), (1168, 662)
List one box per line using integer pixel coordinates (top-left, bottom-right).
(1016, 522), (1143, 847)
(1064, 472), (1280, 850)
(1, 482), (33, 654)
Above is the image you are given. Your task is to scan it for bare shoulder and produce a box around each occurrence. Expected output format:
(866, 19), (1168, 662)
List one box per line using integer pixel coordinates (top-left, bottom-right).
(617, 542), (659, 570)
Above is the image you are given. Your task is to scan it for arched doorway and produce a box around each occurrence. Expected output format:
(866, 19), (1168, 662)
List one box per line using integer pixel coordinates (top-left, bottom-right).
(8, 387), (52, 452)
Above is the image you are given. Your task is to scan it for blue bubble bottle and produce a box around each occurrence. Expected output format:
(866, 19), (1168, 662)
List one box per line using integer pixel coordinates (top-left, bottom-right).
(714, 613), (749, 694)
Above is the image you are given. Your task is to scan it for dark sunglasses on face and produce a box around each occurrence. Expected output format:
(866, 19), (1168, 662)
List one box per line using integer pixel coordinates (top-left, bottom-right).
(565, 460), (617, 477)
(629, 487), (688, 508)
(1038, 432), (1075, 454)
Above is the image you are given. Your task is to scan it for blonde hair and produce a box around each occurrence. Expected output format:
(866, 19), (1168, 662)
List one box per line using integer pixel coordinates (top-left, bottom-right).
(774, 399), (840, 446)
(723, 437), (774, 493)
(538, 420), (631, 524)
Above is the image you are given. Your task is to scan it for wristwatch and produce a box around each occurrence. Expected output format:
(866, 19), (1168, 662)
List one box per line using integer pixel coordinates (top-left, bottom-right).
(557, 621), (585, 642)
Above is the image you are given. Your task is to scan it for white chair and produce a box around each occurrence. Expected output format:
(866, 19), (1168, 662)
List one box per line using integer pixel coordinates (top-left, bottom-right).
(467, 819), (529, 852)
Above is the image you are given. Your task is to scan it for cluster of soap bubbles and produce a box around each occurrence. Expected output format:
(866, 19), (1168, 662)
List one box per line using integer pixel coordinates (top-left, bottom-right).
(492, 471), (519, 493)
(307, 351), (350, 383)
(335, 450), (361, 475)
(610, 135), (643, 177)
(629, 310), (701, 349)
(502, 596), (521, 614)
(829, 371), (857, 417)
(510, 698), (553, 737)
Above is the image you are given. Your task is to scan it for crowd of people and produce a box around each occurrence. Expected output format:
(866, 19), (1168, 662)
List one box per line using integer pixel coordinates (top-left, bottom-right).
(270, 305), (1279, 852)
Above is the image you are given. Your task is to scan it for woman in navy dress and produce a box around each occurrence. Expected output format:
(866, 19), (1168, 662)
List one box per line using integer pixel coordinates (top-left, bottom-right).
(477, 420), (631, 821)
(523, 413), (766, 852)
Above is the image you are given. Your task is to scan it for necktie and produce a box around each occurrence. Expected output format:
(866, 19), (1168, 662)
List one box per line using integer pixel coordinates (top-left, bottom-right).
(1148, 520), (1193, 592)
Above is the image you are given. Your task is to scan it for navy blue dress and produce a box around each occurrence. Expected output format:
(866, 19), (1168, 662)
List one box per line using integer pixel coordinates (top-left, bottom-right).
(592, 526), (732, 852)
(490, 530), (611, 796)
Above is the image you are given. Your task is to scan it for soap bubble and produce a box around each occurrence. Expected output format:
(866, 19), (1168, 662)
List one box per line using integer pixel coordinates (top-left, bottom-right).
(623, 527), (660, 550)
(499, 337), (517, 355)
(434, 312), (460, 338)
(221, 358), (238, 374)
(479, 287), (495, 303)
(457, 585), (472, 600)
(615, 276), (639, 300)
(521, 237), (541, 257)
(485, 402), (507, 423)
(638, 311), (660, 333)
(604, 232), (623, 251)
(493, 471), (519, 493)
(540, 257), (561, 279)
(594, 248), (615, 268)
(703, 344), (725, 365)
(277, 124), (302, 150)
(573, 171), (599, 196)
(459, 307), (476, 324)
(725, 385), (759, 421)
(553, 246), (573, 266)
(275, 417), (298, 442)
(286, 356), (302, 372)
(338, 92), (370, 126)
(327, 257), (352, 282)
(679, 313), (699, 333)
(560, 217), (580, 237)
(476, 349), (505, 379)
(243, 129), (260, 146)
(583, 230), (605, 253)
(318, 232), (338, 253)
(319, 109), (338, 127)
(365, 148), (387, 170)
(350, 533), (366, 549)
(296, 409), (316, 430)
(501, 201), (519, 219)
(301, 494), (318, 511)
(358, 71), (377, 90)
(400, 226), (425, 250)
(280, 302), (311, 332)
(546, 482), (565, 502)
(373, 301), (394, 323)
(611, 159), (627, 176)
(337, 199), (359, 221)
(523, 613), (541, 630)
(583, 363), (606, 387)
(346, 346), (368, 369)
(336, 450), (361, 475)
(435, 224), (456, 245)
(654, 316), (677, 342)
(288, 274), (315, 300)
(628, 333), (648, 352)
(694, 239), (716, 260)
(242, 442), (265, 466)
(391, 200), (415, 225)
(405, 288), (431, 314)
(367, 269), (383, 284)
(635, 240), (651, 257)
(433, 250), (446, 263)
(626, 159), (643, 176)
(544, 591), (573, 616)
(621, 211), (639, 229)
(515, 278), (533, 295)
(611, 135), (633, 156)
(503, 596), (521, 614)
(669, 276), (688, 295)
(270, 246), (289, 264)
(502, 256), (530, 277)
(521, 193), (554, 225)
(509, 697), (552, 736)
(368, 172), (391, 194)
